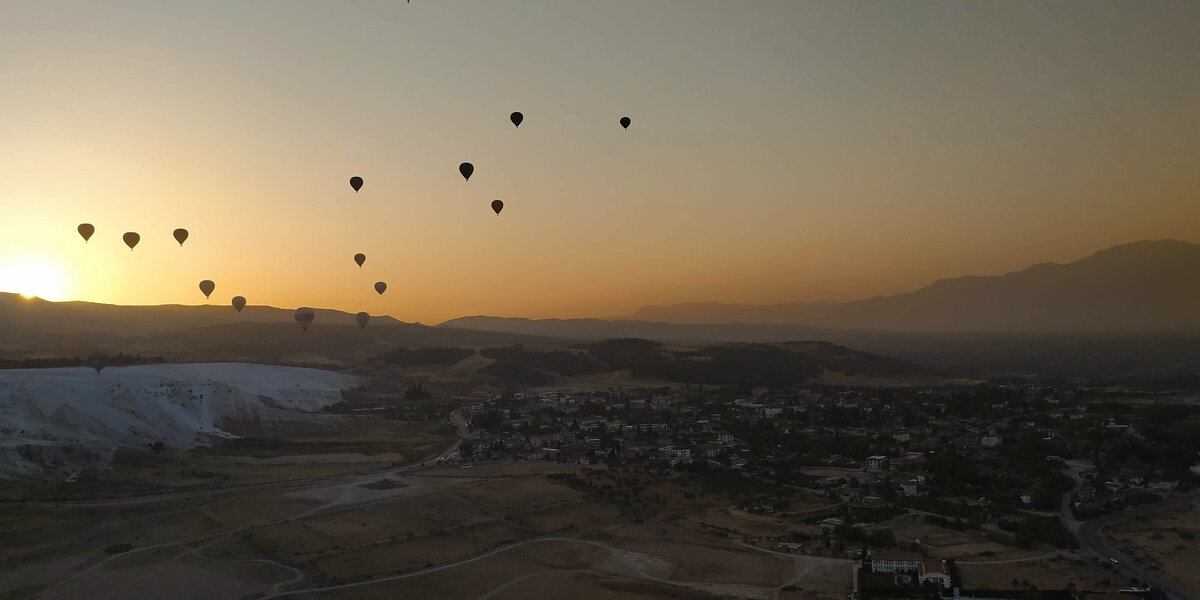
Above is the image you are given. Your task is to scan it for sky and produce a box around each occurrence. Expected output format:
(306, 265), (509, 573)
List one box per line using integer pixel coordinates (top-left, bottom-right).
(1, 0), (1198, 324)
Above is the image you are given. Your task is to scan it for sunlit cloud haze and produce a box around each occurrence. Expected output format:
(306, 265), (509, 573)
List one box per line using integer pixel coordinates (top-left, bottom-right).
(2, 1), (1198, 323)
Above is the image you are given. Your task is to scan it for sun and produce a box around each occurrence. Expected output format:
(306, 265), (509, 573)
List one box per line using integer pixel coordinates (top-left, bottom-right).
(0, 255), (72, 301)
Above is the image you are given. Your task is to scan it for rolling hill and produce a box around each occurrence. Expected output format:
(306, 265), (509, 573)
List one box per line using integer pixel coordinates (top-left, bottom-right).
(0, 294), (570, 366)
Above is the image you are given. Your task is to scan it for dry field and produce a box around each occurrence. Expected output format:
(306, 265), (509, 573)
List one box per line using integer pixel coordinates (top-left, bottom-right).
(958, 554), (1125, 591)
(879, 513), (1042, 561)
(1105, 502), (1200, 596)
(1, 460), (859, 600)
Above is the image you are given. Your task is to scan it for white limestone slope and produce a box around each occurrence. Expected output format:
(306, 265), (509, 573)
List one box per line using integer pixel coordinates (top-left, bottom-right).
(0, 363), (358, 478)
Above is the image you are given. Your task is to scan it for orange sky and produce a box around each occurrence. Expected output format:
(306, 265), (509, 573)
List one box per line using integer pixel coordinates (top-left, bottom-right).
(1, 1), (1198, 324)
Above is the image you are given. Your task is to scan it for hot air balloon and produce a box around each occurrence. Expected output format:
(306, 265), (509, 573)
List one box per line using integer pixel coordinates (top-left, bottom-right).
(173, 228), (189, 246)
(78, 224), (95, 243)
(510, 112), (523, 128)
(620, 116), (631, 129)
(350, 176), (363, 192)
(294, 307), (315, 331)
(123, 232), (140, 250)
(232, 296), (247, 313)
(491, 199), (504, 215)
(354, 253), (366, 268)
(374, 281), (387, 295)
(356, 312), (370, 328)
(88, 352), (108, 374)
(459, 162), (474, 181)
(199, 280), (215, 299)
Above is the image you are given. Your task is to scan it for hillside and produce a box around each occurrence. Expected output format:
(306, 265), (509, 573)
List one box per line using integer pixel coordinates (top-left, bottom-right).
(626, 240), (1200, 333)
(0, 294), (571, 365)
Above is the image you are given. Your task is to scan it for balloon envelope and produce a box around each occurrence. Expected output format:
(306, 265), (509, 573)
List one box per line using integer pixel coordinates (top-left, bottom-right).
(510, 112), (523, 127)
(620, 116), (631, 129)
(232, 296), (247, 313)
(78, 223), (95, 242)
(491, 199), (504, 215)
(354, 253), (366, 268)
(123, 232), (140, 250)
(199, 280), (215, 299)
(374, 281), (387, 295)
(173, 228), (189, 246)
(294, 307), (315, 331)
(356, 312), (370, 328)
(459, 162), (474, 181)
(88, 352), (108, 374)
(350, 176), (363, 192)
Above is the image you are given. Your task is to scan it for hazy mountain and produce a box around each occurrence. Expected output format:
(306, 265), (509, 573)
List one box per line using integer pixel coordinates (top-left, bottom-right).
(626, 240), (1200, 333)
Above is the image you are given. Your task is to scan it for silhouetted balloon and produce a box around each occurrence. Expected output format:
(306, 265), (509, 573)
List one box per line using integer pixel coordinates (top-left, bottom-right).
(123, 232), (140, 250)
(199, 280), (215, 299)
(88, 352), (108, 374)
(356, 312), (370, 328)
(294, 307), (315, 331)
(459, 162), (474, 181)
(620, 116), (631, 129)
(173, 228), (189, 246)
(232, 296), (247, 313)
(374, 281), (387, 295)
(354, 253), (366, 268)
(491, 199), (504, 215)
(510, 112), (523, 128)
(78, 224), (95, 243)
(350, 176), (363, 192)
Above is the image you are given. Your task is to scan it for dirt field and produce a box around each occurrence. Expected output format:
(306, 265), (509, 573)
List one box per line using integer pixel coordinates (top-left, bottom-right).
(0, 458), (860, 600)
(879, 512), (1042, 561)
(1105, 502), (1200, 596)
(959, 554), (1125, 591)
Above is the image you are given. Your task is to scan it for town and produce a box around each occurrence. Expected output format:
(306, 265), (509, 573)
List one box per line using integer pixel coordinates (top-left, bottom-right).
(438, 382), (1200, 600)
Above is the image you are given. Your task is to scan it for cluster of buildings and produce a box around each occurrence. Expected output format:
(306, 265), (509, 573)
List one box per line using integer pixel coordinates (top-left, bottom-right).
(440, 383), (1196, 523)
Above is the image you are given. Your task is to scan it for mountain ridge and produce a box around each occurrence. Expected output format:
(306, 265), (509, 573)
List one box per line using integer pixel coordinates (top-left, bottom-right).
(619, 239), (1200, 332)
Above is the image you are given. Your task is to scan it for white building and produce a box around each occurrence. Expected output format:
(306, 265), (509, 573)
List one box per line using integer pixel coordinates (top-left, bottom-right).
(870, 553), (952, 589)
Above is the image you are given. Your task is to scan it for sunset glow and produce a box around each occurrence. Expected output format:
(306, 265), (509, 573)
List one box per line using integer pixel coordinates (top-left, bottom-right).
(0, 254), (72, 301)
(1, 2), (1197, 323)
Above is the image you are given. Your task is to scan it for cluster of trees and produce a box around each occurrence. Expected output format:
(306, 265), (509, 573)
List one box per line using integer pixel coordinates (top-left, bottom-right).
(479, 345), (601, 384)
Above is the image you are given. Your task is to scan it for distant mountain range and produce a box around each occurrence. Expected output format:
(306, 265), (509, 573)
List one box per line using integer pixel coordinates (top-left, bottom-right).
(440, 240), (1200, 377)
(6, 239), (1200, 378)
(622, 239), (1200, 333)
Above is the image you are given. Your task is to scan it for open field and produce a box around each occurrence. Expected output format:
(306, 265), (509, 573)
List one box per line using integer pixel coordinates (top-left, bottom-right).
(878, 513), (1041, 561)
(1, 456), (858, 600)
(1104, 501), (1200, 597)
(958, 554), (1126, 591)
